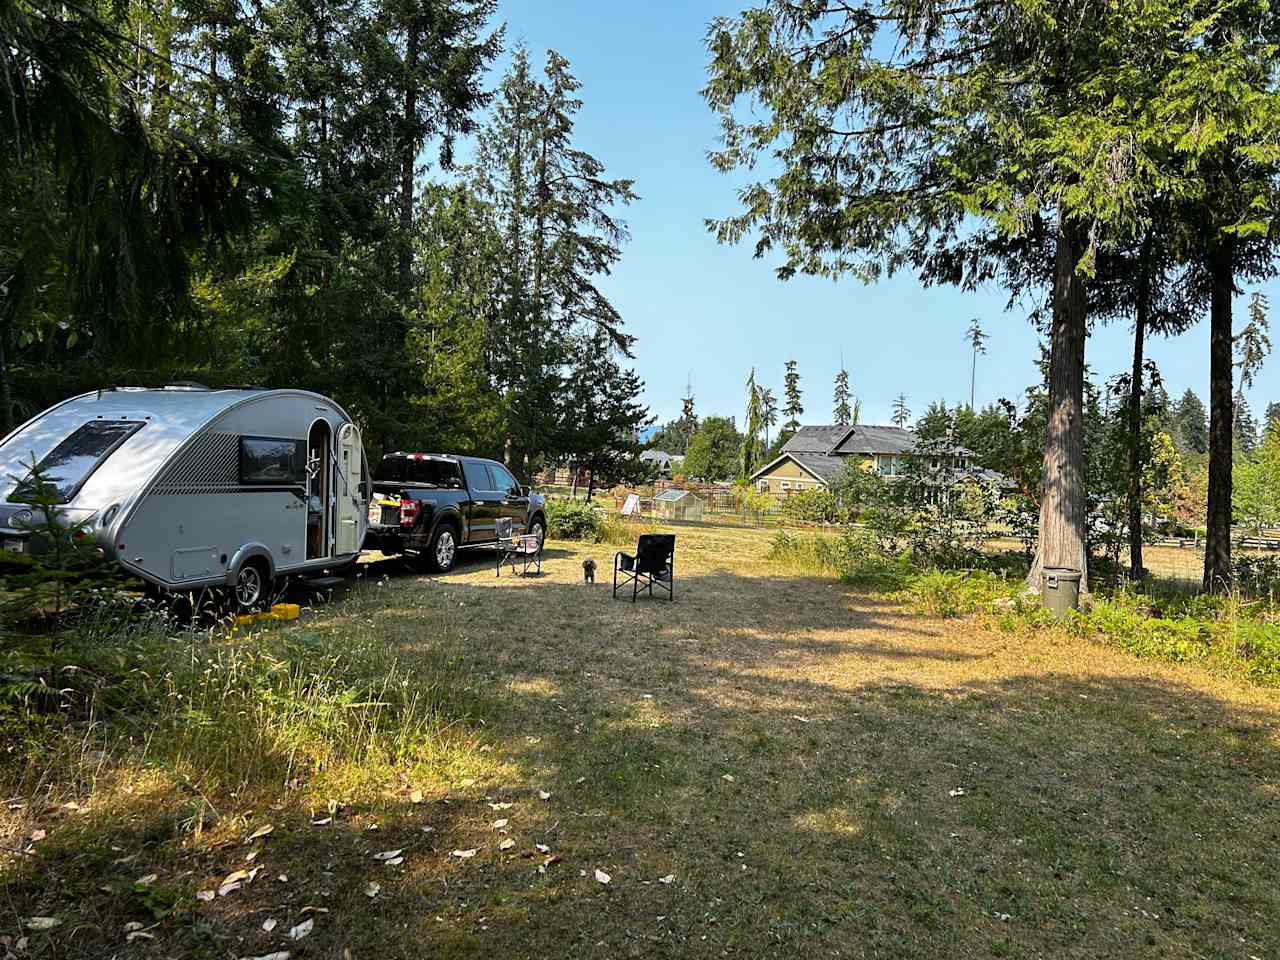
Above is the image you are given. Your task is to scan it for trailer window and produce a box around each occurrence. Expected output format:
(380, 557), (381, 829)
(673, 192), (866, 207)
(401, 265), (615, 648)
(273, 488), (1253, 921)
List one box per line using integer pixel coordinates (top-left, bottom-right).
(10, 420), (144, 503)
(239, 437), (305, 486)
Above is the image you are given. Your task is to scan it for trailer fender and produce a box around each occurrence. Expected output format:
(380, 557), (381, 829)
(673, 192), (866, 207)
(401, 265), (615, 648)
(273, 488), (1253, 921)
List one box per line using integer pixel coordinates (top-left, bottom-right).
(225, 543), (276, 587)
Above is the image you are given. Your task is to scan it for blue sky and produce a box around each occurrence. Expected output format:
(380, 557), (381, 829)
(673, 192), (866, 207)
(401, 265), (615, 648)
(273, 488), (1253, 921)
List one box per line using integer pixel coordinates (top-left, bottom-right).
(466, 0), (1280, 429)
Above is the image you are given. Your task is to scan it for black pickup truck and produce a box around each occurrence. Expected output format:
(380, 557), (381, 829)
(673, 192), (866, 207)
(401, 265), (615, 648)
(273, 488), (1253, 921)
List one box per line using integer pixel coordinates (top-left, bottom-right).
(364, 453), (547, 572)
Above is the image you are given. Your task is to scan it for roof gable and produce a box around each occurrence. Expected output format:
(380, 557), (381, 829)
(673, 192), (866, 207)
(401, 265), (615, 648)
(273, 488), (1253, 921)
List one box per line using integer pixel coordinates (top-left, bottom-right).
(749, 452), (844, 484)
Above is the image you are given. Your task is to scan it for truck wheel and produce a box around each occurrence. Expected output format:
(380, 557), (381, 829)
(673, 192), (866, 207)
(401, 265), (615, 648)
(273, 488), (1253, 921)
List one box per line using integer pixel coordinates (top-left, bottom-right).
(429, 525), (458, 573)
(529, 516), (546, 548)
(233, 558), (270, 611)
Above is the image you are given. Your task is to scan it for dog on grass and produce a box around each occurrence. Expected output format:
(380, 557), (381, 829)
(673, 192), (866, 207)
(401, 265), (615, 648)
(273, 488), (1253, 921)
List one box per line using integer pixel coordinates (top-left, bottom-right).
(583, 558), (597, 583)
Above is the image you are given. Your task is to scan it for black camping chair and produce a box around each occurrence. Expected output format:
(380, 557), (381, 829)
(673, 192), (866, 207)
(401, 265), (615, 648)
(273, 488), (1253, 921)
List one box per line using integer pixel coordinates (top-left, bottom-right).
(613, 534), (675, 602)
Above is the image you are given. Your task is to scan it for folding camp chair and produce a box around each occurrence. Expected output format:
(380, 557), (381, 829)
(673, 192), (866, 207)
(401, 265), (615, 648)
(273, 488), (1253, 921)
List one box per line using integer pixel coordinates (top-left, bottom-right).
(496, 517), (542, 577)
(613, 534), (675, 602)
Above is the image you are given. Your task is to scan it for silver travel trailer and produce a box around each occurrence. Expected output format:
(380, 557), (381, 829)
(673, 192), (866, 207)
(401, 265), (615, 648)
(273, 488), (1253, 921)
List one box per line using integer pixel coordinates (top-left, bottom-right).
(0, 386), (369, 607)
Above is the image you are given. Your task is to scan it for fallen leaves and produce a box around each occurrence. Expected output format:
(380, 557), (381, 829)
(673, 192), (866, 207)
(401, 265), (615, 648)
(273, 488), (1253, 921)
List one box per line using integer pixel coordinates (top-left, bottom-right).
(23, 918), (60, 931)
(451, 849), (478, 859)
(948, 787), (967, 798)
(658, 874), (675, 884)
(372, 849), (404, 861)
(410, 789), (425, 804)
(492, 819), (509, 830)
(594, 869), (611, 884)
(721, 774), (736, 783)
(196, 890), (215, 902)
(365, 881), (381, 898)
(286, 918), (313, 941)
(499, 838), (515, 851)
(538, 790), (552, 801)
(246, 824), (274, 842)
(262, 918), (277, 933)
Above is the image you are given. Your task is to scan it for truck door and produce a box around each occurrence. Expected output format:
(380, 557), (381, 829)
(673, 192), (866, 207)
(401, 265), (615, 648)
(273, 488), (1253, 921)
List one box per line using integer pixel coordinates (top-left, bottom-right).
(461, 459), (500, 543)
(335, 422), (364, 555)
(487, 462), (530, 533)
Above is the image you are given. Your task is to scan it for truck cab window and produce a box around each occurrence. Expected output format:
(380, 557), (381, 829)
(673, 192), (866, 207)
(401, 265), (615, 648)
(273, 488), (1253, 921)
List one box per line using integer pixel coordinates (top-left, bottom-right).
(487, 463), (519, 494)
(462, 460), (491, 492)
(10, 420), (143, 503)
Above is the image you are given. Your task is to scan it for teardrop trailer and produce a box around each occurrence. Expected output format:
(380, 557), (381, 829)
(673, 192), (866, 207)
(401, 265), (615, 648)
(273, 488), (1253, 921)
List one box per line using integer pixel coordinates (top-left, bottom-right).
(0, 385), (370, 609)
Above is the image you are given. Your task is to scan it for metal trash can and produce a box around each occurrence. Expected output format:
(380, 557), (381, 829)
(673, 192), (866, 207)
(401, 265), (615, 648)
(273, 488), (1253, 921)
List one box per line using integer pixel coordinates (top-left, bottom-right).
(1041, 567), (1083, 616)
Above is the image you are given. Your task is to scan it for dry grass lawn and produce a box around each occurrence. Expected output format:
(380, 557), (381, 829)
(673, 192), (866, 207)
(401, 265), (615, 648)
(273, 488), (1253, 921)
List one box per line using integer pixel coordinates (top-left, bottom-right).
(4, 523), (1280, 959)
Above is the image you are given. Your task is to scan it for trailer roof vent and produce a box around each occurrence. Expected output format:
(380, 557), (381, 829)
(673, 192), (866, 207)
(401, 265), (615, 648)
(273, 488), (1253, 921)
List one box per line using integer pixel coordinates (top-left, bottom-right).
(163, 381), (211, 391)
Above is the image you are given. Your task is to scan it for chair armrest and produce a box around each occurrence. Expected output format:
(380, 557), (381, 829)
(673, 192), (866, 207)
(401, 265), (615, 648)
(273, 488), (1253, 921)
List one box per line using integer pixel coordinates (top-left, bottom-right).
(615, 552), (635, 571)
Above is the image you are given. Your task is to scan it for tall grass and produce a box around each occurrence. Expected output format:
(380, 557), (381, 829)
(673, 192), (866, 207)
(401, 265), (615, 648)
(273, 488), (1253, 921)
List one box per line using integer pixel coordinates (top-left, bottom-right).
(2, 589), (477, 805)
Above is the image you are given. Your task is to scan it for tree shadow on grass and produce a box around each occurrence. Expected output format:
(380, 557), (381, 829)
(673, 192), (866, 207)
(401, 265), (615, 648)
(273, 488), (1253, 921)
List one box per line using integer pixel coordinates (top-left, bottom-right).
(6, 557), (1280, 959)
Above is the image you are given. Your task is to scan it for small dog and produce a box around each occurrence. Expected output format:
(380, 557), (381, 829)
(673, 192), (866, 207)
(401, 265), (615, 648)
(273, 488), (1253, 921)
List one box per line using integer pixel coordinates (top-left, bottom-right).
(582, 558), (597, 583)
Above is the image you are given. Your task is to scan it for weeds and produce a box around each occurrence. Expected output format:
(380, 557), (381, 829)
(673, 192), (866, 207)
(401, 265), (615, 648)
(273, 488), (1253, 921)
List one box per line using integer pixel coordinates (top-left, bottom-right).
(2, 589), (477, 807)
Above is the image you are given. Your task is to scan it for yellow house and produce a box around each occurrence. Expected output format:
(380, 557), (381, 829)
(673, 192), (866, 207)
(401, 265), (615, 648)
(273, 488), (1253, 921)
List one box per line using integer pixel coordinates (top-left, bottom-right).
(750, 423), (975, 494)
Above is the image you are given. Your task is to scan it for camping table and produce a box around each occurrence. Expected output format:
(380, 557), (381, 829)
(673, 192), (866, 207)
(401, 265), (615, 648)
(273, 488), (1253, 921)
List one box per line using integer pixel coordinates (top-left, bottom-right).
(496, 532), (543, 577)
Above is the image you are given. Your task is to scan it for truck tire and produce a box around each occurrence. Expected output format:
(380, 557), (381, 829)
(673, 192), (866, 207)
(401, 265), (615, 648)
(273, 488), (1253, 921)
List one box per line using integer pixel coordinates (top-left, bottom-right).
(428, 523), (459, 573)
(529, 514), (546, 548)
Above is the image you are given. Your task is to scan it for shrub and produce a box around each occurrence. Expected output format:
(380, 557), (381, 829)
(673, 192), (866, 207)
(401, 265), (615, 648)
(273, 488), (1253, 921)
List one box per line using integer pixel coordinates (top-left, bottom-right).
(1235, 554), (1280, 601)
(900, 570), (1020, 618)
(769, 529), (915, 589)
(779, 488), (845, 524)
(545, 498), (603, 541)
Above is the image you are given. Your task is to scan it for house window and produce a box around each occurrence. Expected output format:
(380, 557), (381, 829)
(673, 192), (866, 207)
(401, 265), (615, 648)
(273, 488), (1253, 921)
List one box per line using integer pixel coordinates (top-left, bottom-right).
(757, 480), (768, 492)
(781, 481), (791, 490)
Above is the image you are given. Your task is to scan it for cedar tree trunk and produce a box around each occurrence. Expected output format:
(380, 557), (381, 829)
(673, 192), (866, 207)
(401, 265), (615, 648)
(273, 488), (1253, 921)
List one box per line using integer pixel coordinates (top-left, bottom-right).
(1127, 248), (1149, 580)
(1028, 219), (1090, 594)
(1203, 235), (1236, 592)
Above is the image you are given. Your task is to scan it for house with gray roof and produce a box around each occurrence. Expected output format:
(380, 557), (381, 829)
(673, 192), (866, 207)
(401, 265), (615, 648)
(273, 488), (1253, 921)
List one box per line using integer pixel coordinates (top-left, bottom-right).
(749, 423), (981, 496)
(640, 449), (685, 478)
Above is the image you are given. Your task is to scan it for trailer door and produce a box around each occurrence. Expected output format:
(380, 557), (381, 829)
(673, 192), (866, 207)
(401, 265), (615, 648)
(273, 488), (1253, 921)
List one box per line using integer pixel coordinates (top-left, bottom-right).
(335, 423), (364, 555)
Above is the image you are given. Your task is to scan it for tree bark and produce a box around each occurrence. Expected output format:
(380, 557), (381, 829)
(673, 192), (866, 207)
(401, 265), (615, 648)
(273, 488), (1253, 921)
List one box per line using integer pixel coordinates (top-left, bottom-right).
(1028, 218), (1090, 594)
(1127, 242), (1149, 580)
(1203, 234), (1236, 592)
(398, 27), (421, 300)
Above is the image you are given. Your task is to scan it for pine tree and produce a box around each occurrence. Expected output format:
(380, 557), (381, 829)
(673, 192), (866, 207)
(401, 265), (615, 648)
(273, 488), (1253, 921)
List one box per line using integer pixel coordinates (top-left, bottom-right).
(1176, 390), (1210, 455)
(1235, 399), (1260, 457)
(474, 47), (637, 474)
(783, 360), (804, 432)
(833, 368), (852, 427)
(680, 379), (697, 450)
(1267, 401), (1280, 433)
(892, 394), (910, 428)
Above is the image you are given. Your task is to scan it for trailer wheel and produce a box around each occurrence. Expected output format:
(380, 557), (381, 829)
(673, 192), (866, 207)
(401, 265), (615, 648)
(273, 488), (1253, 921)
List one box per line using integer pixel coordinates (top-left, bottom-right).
(429, 524), (458, 573)
(233, 558), (270, 611)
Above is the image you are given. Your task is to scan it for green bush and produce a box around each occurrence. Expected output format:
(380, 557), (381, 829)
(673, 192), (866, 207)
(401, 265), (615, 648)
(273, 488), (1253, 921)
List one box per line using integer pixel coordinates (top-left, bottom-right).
(769, 529), (915, 589)
(900, 570), (1021, 618)
(779, 488), (846, 525)
(545, 498), (604, 541)
(1235, 554), (1280, 601)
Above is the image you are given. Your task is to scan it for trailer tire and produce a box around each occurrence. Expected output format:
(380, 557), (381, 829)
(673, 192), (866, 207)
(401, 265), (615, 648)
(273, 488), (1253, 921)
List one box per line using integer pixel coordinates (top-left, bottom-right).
(233, 557), (271, 611)
(428, 523), (459, 573)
